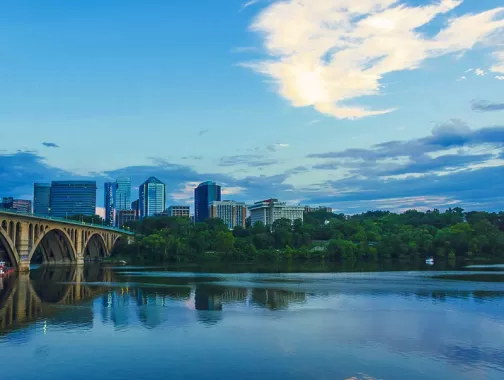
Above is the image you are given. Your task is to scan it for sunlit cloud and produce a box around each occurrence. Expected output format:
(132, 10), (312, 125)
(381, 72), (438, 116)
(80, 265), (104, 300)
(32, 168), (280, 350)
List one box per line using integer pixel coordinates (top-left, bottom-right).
(244, 0), (504, 119)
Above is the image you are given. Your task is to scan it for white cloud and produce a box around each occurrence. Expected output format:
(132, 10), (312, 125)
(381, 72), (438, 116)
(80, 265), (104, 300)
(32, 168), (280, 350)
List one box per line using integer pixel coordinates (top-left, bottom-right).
(496, 76), (504, 80)
(244, 0), (504, 119)
(171, 181), (200, 202)
(490, 51), (504, 74)
(475, 68), (486, 76)
(457, 76), (467, 81)
(222, 186), (246, 196)
(306, 119), (321, 125)
(465, 68), (474, 73)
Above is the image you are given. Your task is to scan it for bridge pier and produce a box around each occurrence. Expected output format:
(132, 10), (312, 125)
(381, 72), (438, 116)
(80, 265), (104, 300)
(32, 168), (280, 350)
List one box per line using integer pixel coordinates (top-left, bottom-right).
(18, 259), (31, 272)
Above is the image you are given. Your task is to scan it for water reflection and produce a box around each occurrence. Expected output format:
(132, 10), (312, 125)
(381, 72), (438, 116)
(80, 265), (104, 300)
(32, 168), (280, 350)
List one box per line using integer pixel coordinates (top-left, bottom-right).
(1, 266), (504, 379)
(0, 266), (111, 335)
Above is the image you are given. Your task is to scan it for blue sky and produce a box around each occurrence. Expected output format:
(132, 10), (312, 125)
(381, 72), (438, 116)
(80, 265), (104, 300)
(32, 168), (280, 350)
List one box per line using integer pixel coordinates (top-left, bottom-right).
(1, 0), (504, 213)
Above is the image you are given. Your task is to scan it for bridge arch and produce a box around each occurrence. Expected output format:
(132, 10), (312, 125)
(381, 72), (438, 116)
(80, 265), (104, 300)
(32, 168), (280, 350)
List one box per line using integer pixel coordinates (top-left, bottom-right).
(0, 227), (19, 267)
(84, 232), (108, 259)
(28, 227), (77, 265)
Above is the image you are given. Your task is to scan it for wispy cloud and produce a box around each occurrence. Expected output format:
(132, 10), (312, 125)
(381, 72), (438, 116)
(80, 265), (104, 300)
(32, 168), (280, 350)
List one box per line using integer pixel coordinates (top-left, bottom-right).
(240, 0), (260, 12)
(496, 76), (504, 81)
(219, 154), (278, 167)
(457, 76), (467, 81)
(475, 68), (486, 76)
(231, 46), (259, 54)
(42, 142), (59, 148)
(306, 119), (321, 126)
(472, 100), (504, 112)
(199, 129), (209, 136)
(266, 143), (289, 152)
(244, 0), (504, 119)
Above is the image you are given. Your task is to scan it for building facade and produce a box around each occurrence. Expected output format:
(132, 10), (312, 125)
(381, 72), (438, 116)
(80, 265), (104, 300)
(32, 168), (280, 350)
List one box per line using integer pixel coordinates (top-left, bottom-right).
(167, 205), (190, 217)
(116, 210), (137, 229)
(210, 200), (247, 229)
(248, 199), (304, 227)
(139, 177), (166, 219)
(33, 183), (51, 215)
(1, 197), (32, 213)
(115, 177), (131, 210)
(304, 206), (333, 214)
(194, 181), (221, 223)
(104, 182), (117, 226)
(49, 181), (97, 218)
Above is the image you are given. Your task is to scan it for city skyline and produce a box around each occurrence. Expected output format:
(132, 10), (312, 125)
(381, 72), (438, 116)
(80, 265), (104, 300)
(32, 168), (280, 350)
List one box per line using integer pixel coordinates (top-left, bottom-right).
(1, 0), (504, 214)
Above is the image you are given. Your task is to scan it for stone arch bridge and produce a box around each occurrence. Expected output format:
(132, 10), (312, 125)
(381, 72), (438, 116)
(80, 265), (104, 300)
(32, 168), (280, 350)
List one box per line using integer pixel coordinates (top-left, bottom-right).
(0, 210), (133, 271)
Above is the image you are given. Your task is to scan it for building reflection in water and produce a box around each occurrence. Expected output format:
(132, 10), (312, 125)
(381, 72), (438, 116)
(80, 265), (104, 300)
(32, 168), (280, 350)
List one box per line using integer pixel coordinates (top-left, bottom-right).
(3, 267), (504, 337)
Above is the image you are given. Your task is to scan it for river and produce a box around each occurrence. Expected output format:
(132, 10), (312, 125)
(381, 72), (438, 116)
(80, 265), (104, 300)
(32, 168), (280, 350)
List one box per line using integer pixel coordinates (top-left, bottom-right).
(1, 263), (504, 380)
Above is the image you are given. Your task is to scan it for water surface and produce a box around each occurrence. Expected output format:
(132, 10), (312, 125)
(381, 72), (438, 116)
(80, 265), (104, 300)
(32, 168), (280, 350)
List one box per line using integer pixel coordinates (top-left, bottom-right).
(1, 264), (504, 380)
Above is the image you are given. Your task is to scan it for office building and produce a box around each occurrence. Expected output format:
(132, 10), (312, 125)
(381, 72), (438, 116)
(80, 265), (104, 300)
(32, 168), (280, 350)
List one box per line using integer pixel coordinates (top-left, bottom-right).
(194, 181), (221, 223)
(115, 177), (131, 210)
(139, 177), (166, 219)
(116, 210), (137, 229)
(34, 183), (51, 215)
(1, 197), (32, 213)
(104, 182), (117, 226)
(50, 181), (97, 218)
(131, 200), (140, 219)
(210, 200), (247, 229)
(167, 205), (190, 218)
(1, 197), (13, 210)
(248, 199), (304, 227)
(304, 206), (333, 214)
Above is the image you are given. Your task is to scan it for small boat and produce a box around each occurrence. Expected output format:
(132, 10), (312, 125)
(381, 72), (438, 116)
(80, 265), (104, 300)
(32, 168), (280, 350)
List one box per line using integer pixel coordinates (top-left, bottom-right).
(0, 261), (15, 277)
(425, 257), (434, 265)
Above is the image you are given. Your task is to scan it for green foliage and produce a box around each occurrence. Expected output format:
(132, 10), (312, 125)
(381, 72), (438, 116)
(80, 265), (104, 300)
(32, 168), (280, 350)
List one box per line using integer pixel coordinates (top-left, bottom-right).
(114, 208), (504, 263)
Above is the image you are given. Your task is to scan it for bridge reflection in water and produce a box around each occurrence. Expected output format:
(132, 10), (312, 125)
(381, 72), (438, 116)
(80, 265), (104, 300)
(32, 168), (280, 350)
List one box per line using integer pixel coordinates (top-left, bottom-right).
(0, 266), (113, 335)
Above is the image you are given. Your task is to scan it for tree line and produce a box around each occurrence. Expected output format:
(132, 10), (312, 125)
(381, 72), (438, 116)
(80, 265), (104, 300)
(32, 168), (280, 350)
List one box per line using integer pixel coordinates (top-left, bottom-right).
(111, 208), (504, 263)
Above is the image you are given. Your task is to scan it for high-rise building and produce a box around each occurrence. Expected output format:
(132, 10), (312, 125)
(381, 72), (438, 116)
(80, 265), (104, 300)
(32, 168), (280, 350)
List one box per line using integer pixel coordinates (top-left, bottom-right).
(248, 199), (304, 227)
(210, 200), (247, 229)
(50, 181), (97, 218)
(139, 177), (166, 219)
(116, 210), (137, 229)
(104, 182), (117, 226)
(1, 197), (32, 213)
(167, 205), (190, 218)
(115, 177), (131, 211)
(194, 181), (221, 223)
(131, 200), (140, 219)
(34, 183), (51, 215)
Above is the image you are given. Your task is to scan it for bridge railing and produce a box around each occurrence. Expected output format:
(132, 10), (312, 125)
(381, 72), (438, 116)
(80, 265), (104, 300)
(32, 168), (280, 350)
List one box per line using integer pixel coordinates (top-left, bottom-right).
(0, 209), (133, 235)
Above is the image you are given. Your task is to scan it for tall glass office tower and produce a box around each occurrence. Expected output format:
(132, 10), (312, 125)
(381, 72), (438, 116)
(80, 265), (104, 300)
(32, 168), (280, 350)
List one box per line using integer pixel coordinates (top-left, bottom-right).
(194, 181), (221, 223)
(115, 177), (131, 210)
(34, 183), (51, 215)
(50, 181), (97, 218)
(104, 182), (117, 226)
(139, 177), (166, 219)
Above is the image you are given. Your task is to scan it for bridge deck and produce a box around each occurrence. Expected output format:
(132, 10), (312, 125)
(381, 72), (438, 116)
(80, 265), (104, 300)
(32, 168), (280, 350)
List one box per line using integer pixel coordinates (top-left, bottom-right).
(0, 210), (133, 235)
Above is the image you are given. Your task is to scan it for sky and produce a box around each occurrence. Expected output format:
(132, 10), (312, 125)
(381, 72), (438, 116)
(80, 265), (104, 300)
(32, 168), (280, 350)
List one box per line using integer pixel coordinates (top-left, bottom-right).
(1, 0), (504, 214)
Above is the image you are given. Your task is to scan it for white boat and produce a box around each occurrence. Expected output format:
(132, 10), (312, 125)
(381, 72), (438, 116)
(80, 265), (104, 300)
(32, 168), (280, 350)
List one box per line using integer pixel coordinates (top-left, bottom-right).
(425, 257), (434, 265)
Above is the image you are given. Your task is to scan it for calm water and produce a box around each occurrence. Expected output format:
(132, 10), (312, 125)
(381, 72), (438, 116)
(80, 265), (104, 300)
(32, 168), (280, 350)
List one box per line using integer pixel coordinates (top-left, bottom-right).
(1, 263), (504, 380)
